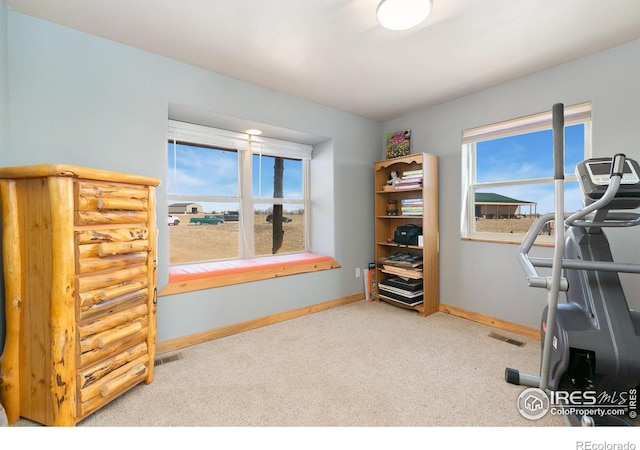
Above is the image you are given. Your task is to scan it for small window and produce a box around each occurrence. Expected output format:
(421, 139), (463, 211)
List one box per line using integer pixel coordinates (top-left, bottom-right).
(168, 121), (312, 264)
(461, 102), (592, 244)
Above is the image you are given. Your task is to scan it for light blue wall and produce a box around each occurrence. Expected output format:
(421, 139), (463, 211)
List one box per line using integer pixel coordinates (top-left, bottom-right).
(0, 2), (8, 352)
(3, 11), (380, 343)
(0, 4), (7, 153)
(384, 39), (640, 328)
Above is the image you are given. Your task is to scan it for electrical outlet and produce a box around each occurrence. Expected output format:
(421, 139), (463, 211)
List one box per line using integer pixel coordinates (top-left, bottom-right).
(355, 267), (361, 278)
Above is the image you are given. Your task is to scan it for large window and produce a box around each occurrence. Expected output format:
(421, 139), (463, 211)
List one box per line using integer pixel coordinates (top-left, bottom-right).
(461, 102), (592, 243)
(168, 121), (311, 265)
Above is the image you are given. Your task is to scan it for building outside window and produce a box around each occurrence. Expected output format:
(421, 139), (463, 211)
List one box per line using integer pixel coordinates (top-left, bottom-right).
(461, 102), (592, 244)
(168, 120), (311, 265)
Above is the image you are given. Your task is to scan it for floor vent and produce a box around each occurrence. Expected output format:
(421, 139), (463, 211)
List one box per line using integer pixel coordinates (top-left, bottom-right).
(488, 332), (525, 347)
(154, 352), (184, 366)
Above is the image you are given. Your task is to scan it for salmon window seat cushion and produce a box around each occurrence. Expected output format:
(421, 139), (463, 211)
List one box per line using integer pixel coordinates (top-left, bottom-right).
(159, 253), (340, 295)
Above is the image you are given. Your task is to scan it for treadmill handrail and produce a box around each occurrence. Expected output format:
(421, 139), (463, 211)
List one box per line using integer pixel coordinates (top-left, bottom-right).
(517, 212), (569, 290)
(518, 210), (640, 292)
(565, 176), (622, 227)
(567, 211), (640, 229)
(528, 256), (640, 274)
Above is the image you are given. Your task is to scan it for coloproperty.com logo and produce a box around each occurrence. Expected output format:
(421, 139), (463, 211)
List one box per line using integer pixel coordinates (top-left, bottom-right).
(516, 387), (637, 421)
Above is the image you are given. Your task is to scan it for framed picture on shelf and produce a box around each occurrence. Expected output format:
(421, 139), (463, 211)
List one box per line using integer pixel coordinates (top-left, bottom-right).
(385, 130), (411, 159)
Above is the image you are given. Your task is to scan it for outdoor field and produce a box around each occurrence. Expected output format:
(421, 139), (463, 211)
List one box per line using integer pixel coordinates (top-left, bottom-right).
(474, 216), (540, 234)
(473, 216), (556, 243)
(169, 214), (552, 265)
(168, 213), (305, 265)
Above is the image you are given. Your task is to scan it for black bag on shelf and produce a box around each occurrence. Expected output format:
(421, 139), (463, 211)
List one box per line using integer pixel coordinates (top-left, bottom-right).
(393, 224), (422, 246)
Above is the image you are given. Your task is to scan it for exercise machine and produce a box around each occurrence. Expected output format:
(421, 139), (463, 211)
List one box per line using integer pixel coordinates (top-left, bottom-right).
(505, 103), (640, 426)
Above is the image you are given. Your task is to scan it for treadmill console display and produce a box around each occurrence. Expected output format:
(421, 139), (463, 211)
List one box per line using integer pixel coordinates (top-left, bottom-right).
(576, 157), (640, 204)
(584, 159), (640, 185)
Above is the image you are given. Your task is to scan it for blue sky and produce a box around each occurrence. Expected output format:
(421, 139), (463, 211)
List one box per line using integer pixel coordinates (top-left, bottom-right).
(475, 124), (586, 214)
(169, 124), (587, 217)
(168, 143), (303, 213)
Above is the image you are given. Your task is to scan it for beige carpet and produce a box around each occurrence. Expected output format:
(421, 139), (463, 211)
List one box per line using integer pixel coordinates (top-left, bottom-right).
(13, 299), (567, 427)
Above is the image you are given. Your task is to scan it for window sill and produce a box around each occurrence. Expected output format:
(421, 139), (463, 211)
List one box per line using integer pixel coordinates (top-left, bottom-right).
(462, 235), (554, 247)
(158, 253), (341, 296)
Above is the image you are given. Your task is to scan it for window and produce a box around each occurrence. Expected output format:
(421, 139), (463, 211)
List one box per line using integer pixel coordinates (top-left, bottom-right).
(167, 120), (312, 265)
(461, 102), (592, 244)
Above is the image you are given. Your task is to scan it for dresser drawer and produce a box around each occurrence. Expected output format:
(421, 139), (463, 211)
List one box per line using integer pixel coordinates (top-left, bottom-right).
(77, 344), (149, 418)
(78, 283), (149, 321)
(76, 226), (150, 274)
(78, 303), (148, 366)
(75, 180), (149, 225)
(78, 265), (148, 293)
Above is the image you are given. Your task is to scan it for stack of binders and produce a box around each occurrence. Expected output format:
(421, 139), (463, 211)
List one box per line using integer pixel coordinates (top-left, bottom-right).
(378, 276), (424, 306)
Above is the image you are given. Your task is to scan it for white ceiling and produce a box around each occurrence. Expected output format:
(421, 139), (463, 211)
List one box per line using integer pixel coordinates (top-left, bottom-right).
(5, 0), (640, 123)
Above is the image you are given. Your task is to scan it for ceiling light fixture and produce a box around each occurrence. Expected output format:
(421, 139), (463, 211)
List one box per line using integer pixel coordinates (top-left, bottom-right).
(245, 129), (263, 136)
(376, 0), (432, 31)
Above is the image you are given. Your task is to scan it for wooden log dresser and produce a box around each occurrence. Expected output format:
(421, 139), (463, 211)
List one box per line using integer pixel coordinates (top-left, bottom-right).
(0, 164), (160, 426)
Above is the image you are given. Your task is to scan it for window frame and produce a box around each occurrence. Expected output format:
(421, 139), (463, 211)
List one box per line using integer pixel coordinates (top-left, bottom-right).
(247, 151), (309, 258)
(167, 120), (312, 262)
(461, 102), (592, 244)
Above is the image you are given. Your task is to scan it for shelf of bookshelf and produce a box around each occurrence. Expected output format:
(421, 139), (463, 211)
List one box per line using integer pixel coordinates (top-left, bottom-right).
(373, 152), (439, 316)
(376, 215), (424, 219)
(377, 242), (423, 249)
(378, 295), (427, 314)
(376, 187), (422, 194)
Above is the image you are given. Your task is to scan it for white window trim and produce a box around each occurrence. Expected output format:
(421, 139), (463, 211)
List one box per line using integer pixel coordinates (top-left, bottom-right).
(168, 120), (312, 159)
(461, 102), (592, 243)
(461, 102), (592, 144)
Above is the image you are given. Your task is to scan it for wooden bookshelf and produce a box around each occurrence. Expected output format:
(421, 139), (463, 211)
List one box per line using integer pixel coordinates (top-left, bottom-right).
(373, 153), (439, 316)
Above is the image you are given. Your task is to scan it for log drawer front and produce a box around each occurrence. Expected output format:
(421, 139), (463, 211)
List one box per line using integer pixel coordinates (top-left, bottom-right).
(0, 165), (160, 426)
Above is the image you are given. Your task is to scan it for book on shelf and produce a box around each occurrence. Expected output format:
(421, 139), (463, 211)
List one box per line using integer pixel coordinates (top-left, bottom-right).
(394, 179), (422, 190)
(380, 276), (423, 291)
(381, 265), (423, 279)
(377, 252), (423, 268)
(400, 198), (423, 215)
(379, 289), (423, 303)
(400, 207), (423, 216)
(402, 169), (422, 178)
(379, 282), (423, 299)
